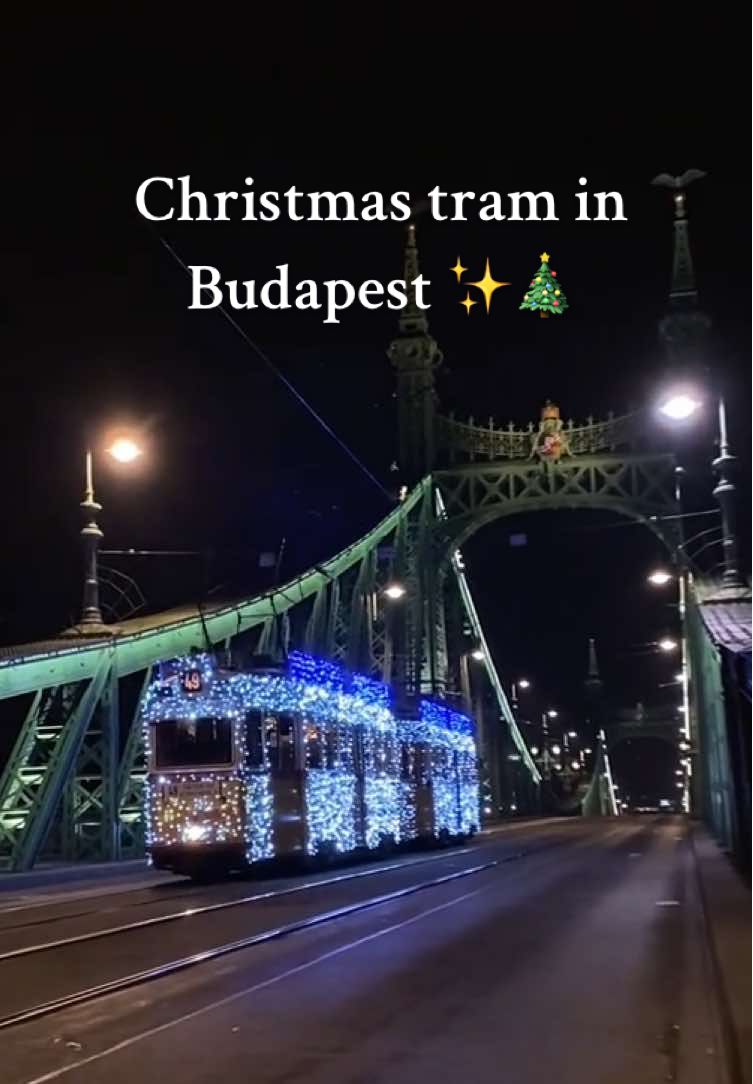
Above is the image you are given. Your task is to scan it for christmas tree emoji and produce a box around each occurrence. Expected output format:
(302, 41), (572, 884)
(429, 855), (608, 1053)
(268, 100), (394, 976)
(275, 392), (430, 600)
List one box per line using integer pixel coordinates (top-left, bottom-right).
(520, 252), (569, 318)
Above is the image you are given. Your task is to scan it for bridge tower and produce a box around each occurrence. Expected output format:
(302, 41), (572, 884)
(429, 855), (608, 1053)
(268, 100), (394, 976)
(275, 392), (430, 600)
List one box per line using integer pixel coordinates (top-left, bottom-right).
(583, 635), (604, 744)
(388, 223), (443, 482)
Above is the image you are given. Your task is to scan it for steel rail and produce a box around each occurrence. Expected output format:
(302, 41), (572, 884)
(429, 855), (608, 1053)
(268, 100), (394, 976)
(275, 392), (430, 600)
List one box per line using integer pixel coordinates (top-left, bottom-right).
(0, 857), (507, 1031)
(0, 846), (475, 960)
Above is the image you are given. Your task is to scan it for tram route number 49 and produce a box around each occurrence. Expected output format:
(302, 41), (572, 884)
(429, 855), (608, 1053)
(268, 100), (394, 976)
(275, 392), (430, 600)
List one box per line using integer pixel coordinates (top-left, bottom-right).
(180, 669), (204, 694)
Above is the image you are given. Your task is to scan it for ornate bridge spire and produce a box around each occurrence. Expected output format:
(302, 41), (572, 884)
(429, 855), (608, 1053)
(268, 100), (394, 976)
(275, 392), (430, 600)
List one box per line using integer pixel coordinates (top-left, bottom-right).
(399, 222), (429, 334)
(651, 169), (711, 358)
(388, 221), (443, 480)
(584, 636), (603, 697)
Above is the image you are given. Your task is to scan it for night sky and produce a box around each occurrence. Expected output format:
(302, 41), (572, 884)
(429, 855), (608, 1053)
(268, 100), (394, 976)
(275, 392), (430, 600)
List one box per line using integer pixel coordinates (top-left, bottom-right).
(3, 16), (750, 799)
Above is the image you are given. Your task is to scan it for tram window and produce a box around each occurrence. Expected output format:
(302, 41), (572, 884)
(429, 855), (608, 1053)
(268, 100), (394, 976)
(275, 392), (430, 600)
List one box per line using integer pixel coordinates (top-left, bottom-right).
(245, 710), (270, 769)
(154, 717), (232, 768)
(336, 725), (352, 771)
(325, 726), (338, 769)
(305, 721), (323, 769)
(268, 712), (297, 772)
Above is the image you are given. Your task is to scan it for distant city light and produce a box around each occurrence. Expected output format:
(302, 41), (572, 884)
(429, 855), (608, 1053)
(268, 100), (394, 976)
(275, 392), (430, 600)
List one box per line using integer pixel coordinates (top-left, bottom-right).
(647, 569), (673, 586)
(567, 730), (577, 739)
(571, 760), (580, 771)
(551, 744), (561, 756)
(658, 638), (678, 652)
(547, 709), (558, 719)
(530, 745), (539, 756)
(471, 649), (485, 661)
(518, 679), (531, 690)
(383, 583), (406, 600)
(584, 747), (593, 755)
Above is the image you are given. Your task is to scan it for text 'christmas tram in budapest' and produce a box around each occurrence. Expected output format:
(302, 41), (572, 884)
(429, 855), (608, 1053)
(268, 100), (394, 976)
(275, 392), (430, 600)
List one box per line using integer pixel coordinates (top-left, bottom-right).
(144, 651), (480, 877)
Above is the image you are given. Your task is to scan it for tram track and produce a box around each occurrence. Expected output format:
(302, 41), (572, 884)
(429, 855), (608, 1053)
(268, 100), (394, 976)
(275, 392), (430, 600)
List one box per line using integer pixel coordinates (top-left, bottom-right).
(0, 824), (588, 1033)
(0, 845), (478, 960)
(0, 819), (566, 941)
(0, 855), (507, 1031)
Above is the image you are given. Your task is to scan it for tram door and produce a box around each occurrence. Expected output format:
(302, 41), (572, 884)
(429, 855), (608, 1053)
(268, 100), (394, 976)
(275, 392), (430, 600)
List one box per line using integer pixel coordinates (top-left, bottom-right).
(415, 743), (434, 838)
(266, 712), (306, 855)
(352, 726), (367, 847)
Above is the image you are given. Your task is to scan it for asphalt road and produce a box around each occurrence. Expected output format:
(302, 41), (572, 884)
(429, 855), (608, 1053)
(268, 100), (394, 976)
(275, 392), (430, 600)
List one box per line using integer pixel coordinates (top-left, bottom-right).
(0, 818), (733, 1084)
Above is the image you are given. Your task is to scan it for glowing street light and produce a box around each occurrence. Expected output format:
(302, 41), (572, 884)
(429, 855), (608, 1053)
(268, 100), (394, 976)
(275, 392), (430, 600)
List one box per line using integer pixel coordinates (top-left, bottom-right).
(546, 709), (558, 719)
(658, 638), (678, 653)
(67, 435), (143, 637)
(551, 744), (561, 756)
(471, 648), (485, 662)
(518, 678), (531, 690)
(658, 393), (702, 421)
(108, 436), (143, 463)
(647, 569), (673, 586)
(567, 730), (577, 739)
(383, 583), (406, 600)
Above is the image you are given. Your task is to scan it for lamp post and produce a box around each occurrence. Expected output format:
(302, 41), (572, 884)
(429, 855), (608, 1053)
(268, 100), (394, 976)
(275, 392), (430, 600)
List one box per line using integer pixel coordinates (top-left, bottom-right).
(658, 391), (745, 591)
(66, 437), (143, 637)
(711, 398), (744, 591)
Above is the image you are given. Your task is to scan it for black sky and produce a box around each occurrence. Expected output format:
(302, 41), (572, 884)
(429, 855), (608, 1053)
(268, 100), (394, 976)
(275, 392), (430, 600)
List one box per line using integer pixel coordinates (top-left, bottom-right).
(2, 15), (750, 797)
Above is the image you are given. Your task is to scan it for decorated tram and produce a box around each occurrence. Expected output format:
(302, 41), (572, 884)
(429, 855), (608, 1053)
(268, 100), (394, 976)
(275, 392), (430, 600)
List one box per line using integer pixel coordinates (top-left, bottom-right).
(144, 651), (480, 877)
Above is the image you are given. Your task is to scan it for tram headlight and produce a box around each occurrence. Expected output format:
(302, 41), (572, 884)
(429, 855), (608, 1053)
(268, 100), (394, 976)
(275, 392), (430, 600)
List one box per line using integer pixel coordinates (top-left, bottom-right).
(183, 822), (209, 843)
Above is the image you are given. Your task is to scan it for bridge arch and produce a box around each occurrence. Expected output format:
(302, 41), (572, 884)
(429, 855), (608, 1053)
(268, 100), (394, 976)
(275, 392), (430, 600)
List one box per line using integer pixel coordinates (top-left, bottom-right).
(432, 453), (682, 561)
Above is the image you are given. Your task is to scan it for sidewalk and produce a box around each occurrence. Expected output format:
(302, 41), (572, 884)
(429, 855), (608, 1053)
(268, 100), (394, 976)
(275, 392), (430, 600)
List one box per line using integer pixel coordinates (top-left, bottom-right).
(691, 825), (751, 1084)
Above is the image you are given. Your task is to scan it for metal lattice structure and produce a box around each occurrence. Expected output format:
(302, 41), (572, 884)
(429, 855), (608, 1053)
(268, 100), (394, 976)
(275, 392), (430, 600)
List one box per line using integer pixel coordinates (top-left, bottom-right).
(0, 479), (535, 870)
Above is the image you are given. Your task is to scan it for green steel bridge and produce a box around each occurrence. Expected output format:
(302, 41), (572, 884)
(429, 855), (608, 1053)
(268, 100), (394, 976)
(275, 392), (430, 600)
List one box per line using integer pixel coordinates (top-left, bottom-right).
(0, 179), (749, 873)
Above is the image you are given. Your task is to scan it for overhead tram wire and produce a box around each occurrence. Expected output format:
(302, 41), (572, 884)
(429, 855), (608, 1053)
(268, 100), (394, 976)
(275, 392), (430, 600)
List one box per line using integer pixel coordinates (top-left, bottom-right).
(152, 229), (394, 505)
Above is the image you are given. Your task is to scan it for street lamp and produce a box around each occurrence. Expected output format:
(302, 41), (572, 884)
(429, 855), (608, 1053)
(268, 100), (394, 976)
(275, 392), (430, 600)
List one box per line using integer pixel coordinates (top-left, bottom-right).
(471, 648), (485, 662)
(546, 709), (558, 719)
(69, 436), (144, 636)
(658, 637), (678, 653)
(658, 389), (744, 591)
(658, 393), (702, 421)
(108, 437), (143, 464)
(518, 678), (531, 690)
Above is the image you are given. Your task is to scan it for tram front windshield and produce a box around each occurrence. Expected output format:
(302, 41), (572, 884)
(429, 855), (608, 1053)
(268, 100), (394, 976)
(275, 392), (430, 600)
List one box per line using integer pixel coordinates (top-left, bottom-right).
(154, 716), (233, 768)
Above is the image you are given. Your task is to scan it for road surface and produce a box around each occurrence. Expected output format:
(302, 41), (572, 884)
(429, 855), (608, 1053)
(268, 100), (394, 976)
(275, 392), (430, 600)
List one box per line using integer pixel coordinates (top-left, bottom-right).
(0, 818), (738, 1084)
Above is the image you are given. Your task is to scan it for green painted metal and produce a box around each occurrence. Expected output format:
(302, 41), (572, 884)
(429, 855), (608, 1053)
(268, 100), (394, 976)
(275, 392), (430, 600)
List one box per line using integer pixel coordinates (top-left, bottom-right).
(0, 656), (110, 869)
(0, 481), (430, 701)
(433, 453), (682, 557)
(116, 668), (152, 859)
